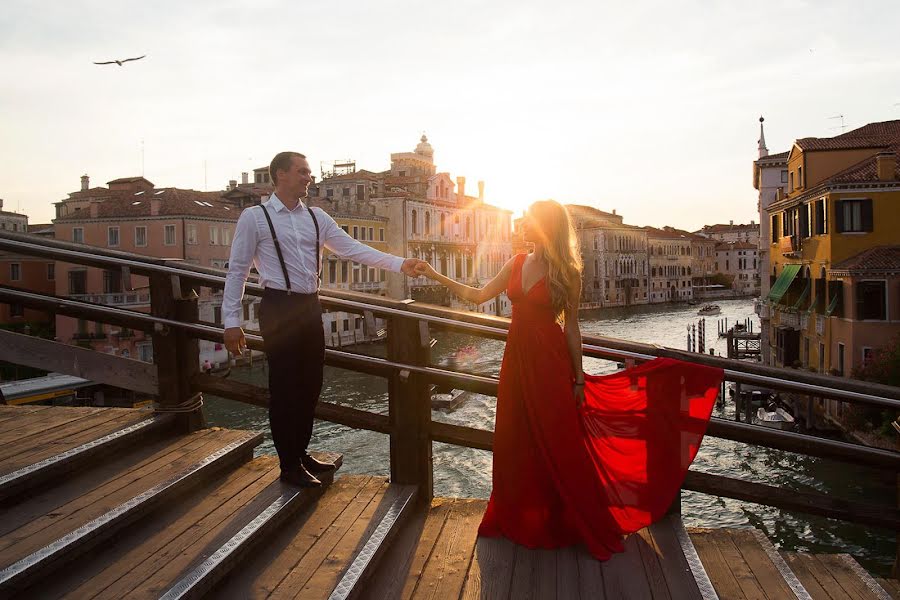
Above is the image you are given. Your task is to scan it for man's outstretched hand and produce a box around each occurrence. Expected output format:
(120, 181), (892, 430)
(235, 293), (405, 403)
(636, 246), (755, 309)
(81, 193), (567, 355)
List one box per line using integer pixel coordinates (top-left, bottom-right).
(224, 327), (246, 356)
(401, 258), (428, 277)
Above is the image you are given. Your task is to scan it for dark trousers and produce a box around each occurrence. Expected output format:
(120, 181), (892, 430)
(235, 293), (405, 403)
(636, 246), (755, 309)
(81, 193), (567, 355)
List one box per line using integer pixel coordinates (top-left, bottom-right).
(258, 289), (325, 471)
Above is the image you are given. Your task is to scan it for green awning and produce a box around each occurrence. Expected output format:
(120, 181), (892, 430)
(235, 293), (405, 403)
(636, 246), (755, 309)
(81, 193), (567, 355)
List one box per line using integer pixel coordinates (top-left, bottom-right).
(825, 293), (840, 316)
(767, 264), (801, 303)
(792, 278), (811, 309)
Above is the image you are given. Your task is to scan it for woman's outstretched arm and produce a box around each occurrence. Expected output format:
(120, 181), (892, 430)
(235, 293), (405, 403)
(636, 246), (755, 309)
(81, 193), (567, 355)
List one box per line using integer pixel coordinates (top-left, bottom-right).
(416, 255), (517, 305)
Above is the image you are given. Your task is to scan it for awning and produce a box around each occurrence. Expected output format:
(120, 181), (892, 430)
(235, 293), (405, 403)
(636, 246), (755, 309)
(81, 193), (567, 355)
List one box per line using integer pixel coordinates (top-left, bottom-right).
(767, 264), (801, 304)
(792, 278), (811, 309)
(825, 293), (840, 316)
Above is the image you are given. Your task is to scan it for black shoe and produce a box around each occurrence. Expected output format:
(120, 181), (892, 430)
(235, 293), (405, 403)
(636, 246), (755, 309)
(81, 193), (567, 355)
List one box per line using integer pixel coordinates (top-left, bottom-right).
(302, 453), (337, 474)
(279, 465), (321, 488)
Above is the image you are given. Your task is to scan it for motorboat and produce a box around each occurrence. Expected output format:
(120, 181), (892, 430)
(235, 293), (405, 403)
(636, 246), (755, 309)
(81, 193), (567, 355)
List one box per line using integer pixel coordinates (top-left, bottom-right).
(698, 304), (721, 315)
(757, 406), (795, 430)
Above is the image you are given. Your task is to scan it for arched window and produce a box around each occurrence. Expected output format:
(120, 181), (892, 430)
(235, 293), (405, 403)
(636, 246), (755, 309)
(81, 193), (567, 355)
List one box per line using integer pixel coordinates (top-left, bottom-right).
(425, 212), (431, 235)
(411, 210), (418, 234)
(440, 214), (446, 236)
(466, 217), (471, 239)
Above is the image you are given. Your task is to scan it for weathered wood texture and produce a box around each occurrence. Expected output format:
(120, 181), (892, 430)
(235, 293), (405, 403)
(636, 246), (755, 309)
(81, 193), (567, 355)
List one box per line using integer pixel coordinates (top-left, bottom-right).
(0, 329), (158, 395)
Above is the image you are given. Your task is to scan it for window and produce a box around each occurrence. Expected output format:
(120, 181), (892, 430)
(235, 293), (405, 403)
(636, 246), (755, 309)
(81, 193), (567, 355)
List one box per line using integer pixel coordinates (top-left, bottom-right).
(368, 227), (373, 240)
(107, 226), (120, 247)
(9, 303), (23, 318)
(379, 228), (384, 241)
(68, 270), (87, 295)
(814, 199), (826, 235)
(138, 343), (153, 363)
(356, 184), (365, 199)
(856, 281), (886, 320)
(164, 224), (176, 245)
(103, 270), (122, 294)
(818, 342), (825, 373)
(797, 166), (803, 188)
(353, 226), (359, 239)
(770, 214), (778, 243)
(360, 227), (366, 241)
(223, 228), (232, 246)
(835, 199), (873, 233)
(187, 224), (198, 244)
(326, 189), (334, 198)
(328, 261), (336, 283)
(799, 204), (810, 238)
(47, 263), (55, 280)
(781, 170), (788, 183)
(209, 226), (219, 245)
(411, 210), (417, 234)
(789, 172), (794, 191)
(837, 343), (845, 376)
(341, 225), (349, 234)
(331, 321), (338, 333)
(862, 347), (875, 367)
(135, 226), (147, 247)
(10, 263), (21, 281)
(243, 303), (250, 321)
(342, 187), (350, 197)
(73, 228), (84, 244)
(213, 306), (222, 325)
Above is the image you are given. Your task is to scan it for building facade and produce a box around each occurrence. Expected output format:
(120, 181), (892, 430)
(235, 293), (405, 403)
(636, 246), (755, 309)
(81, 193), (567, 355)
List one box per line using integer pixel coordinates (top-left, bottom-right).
(714, 241), (760, 296)
(645, 227), (693, 303)
(761, 120), (900, 397)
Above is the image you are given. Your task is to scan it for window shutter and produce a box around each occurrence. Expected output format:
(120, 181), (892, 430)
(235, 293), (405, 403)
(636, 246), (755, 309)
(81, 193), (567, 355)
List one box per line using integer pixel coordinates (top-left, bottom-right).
(861, 199), (874, 232)
(799, 205), (809, 238)
(834, 200), (844, 233)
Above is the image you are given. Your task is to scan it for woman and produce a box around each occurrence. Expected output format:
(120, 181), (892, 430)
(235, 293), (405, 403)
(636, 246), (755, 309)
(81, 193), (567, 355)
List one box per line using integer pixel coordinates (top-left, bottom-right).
(415, 200), (723, 560)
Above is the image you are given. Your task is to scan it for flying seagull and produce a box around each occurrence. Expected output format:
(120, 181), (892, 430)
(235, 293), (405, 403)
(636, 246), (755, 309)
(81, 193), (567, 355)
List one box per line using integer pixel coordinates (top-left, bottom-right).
(94, 55), (146, 66)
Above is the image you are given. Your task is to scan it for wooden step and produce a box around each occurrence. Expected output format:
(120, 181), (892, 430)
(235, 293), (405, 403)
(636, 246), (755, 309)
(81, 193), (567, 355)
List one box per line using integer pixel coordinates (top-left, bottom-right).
(0, 406), (175, 502)
(876, 577), (900, 599)
(212, 474), (417, 600)
(781, 552), (893, 600)
(689, 527), (812, 599)
(0, 426), (261, 595)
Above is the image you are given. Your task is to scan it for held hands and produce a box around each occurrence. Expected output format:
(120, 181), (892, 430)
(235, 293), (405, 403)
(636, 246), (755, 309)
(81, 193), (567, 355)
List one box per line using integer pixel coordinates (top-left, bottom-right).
(224, 327), (247, 356)
(400, 258), (429, 277)
(414, 262), (438, 280)
(574, 375), (586, 408)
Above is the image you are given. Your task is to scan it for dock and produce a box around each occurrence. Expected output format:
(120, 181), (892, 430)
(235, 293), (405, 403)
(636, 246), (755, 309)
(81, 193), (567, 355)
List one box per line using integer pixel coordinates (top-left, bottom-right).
(0, 405), (896, 599)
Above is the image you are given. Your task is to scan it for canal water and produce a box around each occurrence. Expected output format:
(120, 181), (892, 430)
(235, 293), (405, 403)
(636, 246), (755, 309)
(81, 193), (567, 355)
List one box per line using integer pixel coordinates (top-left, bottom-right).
(203, 298), (896, 575)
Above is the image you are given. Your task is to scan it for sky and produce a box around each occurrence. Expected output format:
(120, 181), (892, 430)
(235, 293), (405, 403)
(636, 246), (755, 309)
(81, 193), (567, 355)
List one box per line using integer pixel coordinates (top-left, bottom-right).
(2, 0), (899, 229)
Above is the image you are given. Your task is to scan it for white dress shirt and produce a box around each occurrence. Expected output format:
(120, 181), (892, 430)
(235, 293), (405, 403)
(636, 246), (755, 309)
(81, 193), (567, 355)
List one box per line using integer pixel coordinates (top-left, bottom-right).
(222, 193), (404, 329)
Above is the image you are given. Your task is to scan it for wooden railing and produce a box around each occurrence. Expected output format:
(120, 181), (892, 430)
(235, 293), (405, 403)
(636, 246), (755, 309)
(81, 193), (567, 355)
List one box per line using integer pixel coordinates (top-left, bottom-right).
(1, 230), (898, 573)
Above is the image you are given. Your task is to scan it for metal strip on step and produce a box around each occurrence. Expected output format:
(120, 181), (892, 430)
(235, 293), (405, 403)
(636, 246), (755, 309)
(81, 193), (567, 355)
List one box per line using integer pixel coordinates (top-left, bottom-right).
(328, 486), (417, 600)
(836, 553), (891, 600)
(0, 415), (170, 491)
(160, 486), (302, 600)
(0, 431), (261, 590)
(749, 529), (812, 600)
(672, 517), (719, 600)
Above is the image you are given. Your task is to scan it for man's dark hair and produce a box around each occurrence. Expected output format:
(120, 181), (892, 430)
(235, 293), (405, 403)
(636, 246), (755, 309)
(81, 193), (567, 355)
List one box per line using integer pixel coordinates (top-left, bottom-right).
(269, 151), (307, 186)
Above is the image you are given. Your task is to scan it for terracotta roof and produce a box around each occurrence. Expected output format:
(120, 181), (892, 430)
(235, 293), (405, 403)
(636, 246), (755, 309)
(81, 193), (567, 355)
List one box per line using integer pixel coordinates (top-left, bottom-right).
(794, 120), (900, 152)
(107, 176), (154, 185)
(321, 169), (381, 182)
(54, 188), (241, 222)
(28, 223), (53, 232)
(758, 151), (790, 161)
(829, 146), (900, 183)
(832, 246), (900, 272)
(643, 226), (691, 240)
(65, 187), (124, 200)
(662, 227), (712, 242)
(565, 204), (619, 219)
(698, 223), (759, 233)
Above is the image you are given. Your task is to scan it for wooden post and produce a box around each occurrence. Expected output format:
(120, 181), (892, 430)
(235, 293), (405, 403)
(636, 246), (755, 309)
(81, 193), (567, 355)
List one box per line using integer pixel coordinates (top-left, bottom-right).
(387, 313), (433, 503)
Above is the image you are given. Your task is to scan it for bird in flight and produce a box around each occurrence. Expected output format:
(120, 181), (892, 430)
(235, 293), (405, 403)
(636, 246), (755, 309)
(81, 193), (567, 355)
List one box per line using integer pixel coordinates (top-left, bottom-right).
(94, 55), (146, 66)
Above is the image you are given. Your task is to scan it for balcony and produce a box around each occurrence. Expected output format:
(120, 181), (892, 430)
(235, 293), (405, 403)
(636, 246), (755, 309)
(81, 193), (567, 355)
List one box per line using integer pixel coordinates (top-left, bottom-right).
(70, 292), (151, 306)
(772, 303), (800, 329)
(350, 282), (383, 292)
(780, 235), (800, 257)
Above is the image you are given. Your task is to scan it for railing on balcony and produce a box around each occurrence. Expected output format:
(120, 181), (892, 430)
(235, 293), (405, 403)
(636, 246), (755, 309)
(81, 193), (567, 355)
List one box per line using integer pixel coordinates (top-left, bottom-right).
(70, 292), (151, 306)
(350, 281), (383, 292)
(780, 234), (800, 256)
(0, 229), (898, 571)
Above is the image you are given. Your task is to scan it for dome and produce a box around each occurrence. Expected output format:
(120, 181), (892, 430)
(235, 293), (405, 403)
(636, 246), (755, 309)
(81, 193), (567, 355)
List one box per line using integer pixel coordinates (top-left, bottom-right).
(415, 134), (434, 157)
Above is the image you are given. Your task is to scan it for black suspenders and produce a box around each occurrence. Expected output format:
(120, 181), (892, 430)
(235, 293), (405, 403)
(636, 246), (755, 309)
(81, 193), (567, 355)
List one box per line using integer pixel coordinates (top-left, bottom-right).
(260, 202), (321, 294)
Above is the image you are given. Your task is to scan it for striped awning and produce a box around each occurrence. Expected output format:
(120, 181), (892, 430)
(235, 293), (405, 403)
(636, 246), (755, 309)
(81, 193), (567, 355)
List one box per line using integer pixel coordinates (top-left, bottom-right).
(792, 279), (811, 310)
(767, 264), (801, 304)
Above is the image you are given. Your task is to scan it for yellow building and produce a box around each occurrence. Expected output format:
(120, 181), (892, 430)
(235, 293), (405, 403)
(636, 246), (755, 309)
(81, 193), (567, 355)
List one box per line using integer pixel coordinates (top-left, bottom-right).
(763, 120), (900, 383)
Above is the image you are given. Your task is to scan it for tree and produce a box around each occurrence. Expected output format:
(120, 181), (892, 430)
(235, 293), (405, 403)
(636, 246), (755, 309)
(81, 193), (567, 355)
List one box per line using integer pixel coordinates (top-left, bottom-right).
(851, 334), (900, 436)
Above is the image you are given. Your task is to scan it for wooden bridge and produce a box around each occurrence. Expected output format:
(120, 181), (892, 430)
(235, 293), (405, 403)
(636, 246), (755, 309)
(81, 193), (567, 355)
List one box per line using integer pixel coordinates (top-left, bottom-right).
(0, 231), (899, 598)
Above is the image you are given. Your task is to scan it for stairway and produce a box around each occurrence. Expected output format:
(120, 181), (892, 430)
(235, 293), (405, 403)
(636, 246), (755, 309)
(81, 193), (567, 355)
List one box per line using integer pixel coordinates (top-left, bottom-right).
(689, 526), (896, 600)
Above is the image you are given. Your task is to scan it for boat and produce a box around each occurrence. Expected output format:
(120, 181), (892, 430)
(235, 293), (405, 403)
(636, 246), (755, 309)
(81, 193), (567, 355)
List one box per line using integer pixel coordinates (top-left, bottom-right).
(698, 304), (721, 315)
(757, 406), (795, 430)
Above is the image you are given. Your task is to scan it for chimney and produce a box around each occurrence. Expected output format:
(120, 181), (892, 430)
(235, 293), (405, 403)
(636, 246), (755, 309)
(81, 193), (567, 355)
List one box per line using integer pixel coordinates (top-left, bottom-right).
(228, 179), (237, 190)
(456, 176), (466, 200)
(81, 174), (90, 191)
(241, 172), (249, 185)
(876, 152), (896, 181)
(729, 220), (734, 226)
(477, 180), (484, 202)
(0, 199), (3, 211)
(751, 219), (755, 226)
(612, 209), (616, 215)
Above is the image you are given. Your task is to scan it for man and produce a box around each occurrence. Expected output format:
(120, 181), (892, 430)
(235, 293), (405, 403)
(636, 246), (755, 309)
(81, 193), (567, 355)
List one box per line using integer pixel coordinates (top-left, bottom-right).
(223, 151), (425, 487)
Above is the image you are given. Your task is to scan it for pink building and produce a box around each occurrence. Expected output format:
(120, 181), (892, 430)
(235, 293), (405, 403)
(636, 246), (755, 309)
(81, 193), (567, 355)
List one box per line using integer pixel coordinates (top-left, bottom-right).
(52, 175), (245, 363)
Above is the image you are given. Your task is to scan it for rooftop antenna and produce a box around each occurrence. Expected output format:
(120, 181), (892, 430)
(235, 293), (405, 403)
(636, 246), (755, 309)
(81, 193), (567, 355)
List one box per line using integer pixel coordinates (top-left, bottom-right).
(828, 114), (846, 133)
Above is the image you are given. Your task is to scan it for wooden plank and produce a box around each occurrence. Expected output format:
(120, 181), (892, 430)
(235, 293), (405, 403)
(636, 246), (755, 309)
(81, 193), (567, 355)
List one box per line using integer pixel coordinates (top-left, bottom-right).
(781, 552), (840, 600)
(0, 408), (135, 464)
(649, 519), (703, 600)
(876, 578), (900, 599)
(295, 480), (395, 598)
(0, 410), (153, 474)
(814, 554), (875, 600)
(0, 429), (213, 538)
(577, 546), (606, 600)
(509, 543), (538, 600)
(0, 406), (106, 446)
(0, 405), (52, 424)
(461, 536), (517, 600)
(708, 529), (766, 600)
(555, 545), (581, 600)
(534, 548), (557, 600)
(213, 475), (373, 599)
(270, 477), (386, 596)
(688, 529), (745, 599)
(38, 457), (277, 599)
(683, 470), (900, 530)
(727, 529), (796, 599)
(96, 459), (286, 600)
(362, 503), (433, 600)
(635, 528), (673, 600)
(602, 535), (653, 599)
(0, 429), (227, 559)
(414, 499), (484, 600)
(400, 499), (452, 598)
(0, 329), (158, 395)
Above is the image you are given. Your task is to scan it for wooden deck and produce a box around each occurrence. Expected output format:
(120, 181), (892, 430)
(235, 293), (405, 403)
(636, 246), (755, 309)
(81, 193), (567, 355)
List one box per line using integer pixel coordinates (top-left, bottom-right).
(0, 405), (897, 599)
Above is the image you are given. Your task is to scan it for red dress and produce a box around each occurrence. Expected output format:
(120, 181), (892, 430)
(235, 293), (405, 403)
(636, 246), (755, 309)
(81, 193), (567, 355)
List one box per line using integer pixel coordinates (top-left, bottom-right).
(478, 253), (724, 560)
